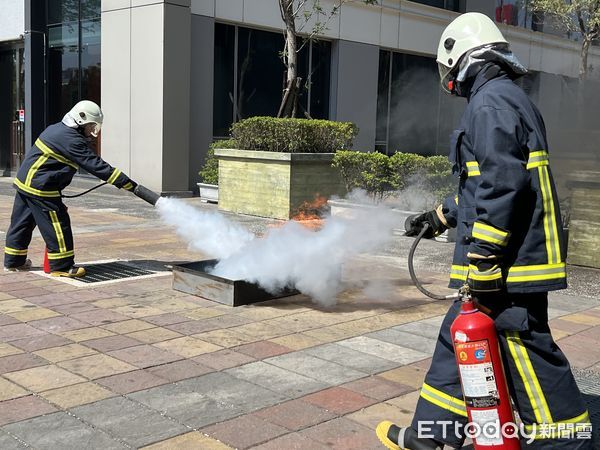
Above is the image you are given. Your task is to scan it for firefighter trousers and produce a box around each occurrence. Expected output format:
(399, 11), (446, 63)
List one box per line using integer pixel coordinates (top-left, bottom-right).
(4, 191), (75, 272)
(411, 294), (593, 449)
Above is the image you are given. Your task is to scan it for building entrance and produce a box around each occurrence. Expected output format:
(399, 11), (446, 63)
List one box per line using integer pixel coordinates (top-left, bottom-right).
(0, 42), (25, 175)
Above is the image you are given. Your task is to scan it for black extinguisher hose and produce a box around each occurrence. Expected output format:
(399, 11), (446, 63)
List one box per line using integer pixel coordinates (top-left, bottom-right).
(408, 222), (459, 301)
(61, 182), (108, 198)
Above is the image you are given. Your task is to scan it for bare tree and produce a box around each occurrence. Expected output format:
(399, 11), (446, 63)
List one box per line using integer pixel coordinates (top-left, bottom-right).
(530, 0), (600, 79)
(277, 0), (378, 117)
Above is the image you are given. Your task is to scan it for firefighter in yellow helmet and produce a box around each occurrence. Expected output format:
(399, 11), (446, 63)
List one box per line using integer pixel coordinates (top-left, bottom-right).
(376, 12), (591, 450)
(4, 101), (137, 277)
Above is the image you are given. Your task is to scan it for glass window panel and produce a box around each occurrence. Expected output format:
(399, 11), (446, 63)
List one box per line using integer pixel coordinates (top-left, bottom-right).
(81, 0), (101, 20)
(47, 0), (79, 25)
(388, 53), (439, 156)
(375, 50), (391, 152)
(48, 23), (79, 48)
(236, 27), (285, 119)
(213, 23), (235, 138)
(81, 20), (101, 105)
(48, 45), (80, 124)
(308, 40), (331, 119)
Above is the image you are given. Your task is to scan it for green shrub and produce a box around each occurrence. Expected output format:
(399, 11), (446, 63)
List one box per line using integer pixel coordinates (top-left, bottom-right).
(199, 139), (238, 185)
(231, 116), (357, 153)
(332, 150), (455, 204)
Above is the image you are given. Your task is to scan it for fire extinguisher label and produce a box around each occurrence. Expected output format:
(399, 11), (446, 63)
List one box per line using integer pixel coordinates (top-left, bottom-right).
(456, 339), (500, 408)
(470, 408), (504, 446)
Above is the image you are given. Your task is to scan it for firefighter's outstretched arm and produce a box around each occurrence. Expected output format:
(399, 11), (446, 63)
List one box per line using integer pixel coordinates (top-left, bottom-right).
(467, 105), (530, 293)
(67, 140), (137, 192)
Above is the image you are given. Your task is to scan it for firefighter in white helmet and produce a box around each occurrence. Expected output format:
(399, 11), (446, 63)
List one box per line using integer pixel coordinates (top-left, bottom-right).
(4, 100), (137, 277)
(376, 12), (592, 450)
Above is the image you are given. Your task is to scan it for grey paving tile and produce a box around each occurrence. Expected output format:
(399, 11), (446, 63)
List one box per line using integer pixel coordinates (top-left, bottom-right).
(180, 371), (288, 412)
(394, 321), (441, 340)
(366, 329), (437, 354)
(265, 351), (366, 384)
(2, 412), (125, 450)
(336, 336), (429, 365)
(304, 343), (398, 374)
(547, 307), (571, 320)
(549, 293), (600, 312)
(226, 361), (328, 397)
(129, 382), (240, 429)
(71, 396), (186, 448)
(0, 431), (26, 449)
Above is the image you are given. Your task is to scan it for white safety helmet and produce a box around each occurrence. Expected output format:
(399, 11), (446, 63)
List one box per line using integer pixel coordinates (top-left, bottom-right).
(437, 12), (508, 93)
(67, 100), (104, 137)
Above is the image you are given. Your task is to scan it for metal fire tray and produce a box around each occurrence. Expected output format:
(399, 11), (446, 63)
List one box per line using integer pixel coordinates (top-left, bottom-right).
(172, 259), (298, 307)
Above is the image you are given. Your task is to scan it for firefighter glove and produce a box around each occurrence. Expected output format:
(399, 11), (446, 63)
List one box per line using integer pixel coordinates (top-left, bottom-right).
(404, 210), (447, 238)
(467, 259), (504, 293)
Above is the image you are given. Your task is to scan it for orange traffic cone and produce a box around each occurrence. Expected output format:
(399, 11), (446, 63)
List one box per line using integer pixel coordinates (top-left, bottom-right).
(43, 248), (51, 274)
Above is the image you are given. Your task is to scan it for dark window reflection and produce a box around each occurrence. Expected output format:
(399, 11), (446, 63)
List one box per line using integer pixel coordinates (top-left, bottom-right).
(46, 1), (102, 155)
(212, 23), (332, 139)
(308, 40), (331, 119)
(375, 50), (391, 153)
(213, 23), (235, 138)
(376, 50), (464, 156)
(81, 19), (101, 105)
(236, 27), (283, 119)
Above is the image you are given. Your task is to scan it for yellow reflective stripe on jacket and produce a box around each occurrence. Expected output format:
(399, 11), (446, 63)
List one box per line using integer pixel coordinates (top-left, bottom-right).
(4, 247), (28, 256)
(420, 383), (467, 417)
(507, 262), (566, 283)
(505, 331), (553, 424)
(35, 139), (78, 169)
(47, 250), (74, 260)
(527, 150), (549, 170)
(467, 264), (502, 281)
(466, 161), (480, 177)
(49, 211), (67, 253)
(450, 265), (468, 281)
(25, 155), (49, 186)
(14, 179), (61, 197)
(524, 411), (591, 440)
(122, 182), (133, 191)
(472, 221), (510, 247)
(107, 168), (122, 185)
(537, 166), (561, 264)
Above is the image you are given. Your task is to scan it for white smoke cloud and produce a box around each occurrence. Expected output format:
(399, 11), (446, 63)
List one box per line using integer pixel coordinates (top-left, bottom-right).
(156, 197), (397, 306)
(156, 198), (254, 259)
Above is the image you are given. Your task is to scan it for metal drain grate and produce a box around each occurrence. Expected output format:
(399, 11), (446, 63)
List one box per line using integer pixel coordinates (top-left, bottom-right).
(74, 261), (156, 284)
(574, 370), (600, 445)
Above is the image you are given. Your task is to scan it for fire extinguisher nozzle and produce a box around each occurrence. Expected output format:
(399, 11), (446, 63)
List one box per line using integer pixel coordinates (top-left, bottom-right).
(133, 185), (161, 206)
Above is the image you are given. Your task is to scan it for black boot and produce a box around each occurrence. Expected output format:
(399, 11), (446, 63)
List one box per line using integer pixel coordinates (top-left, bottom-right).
(376, 421), (444, 450)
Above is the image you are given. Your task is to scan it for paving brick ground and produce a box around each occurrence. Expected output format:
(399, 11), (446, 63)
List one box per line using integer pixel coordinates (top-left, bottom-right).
(0, 177), (599, 449)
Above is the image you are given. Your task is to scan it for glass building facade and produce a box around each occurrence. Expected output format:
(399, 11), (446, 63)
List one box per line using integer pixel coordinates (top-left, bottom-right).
(46, 0), (101, 126)
(213, 23), (332, 139)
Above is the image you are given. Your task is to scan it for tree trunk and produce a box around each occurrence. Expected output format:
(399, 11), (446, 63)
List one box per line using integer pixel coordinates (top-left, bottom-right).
(278, 0), (299, 118)
(579, 36), (591, 80)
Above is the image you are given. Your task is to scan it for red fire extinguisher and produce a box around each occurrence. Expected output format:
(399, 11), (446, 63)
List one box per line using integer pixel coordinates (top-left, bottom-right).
(407, 223), (520, 449)
(450, 298), (520, 449)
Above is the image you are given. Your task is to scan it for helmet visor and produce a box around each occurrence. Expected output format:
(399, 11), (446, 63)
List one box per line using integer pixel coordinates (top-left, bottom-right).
(438, 62), (454, 94)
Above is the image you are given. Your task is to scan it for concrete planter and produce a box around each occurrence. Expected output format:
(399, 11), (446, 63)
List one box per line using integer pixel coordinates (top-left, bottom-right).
(215, 149), (346, 220)
(328, 198), (456, 242)
(197, 183), (218, 203)
(566, 171), (600, 268)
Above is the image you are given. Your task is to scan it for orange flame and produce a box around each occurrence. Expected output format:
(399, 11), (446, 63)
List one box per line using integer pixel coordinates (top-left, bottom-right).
(291, 195), (328, 230)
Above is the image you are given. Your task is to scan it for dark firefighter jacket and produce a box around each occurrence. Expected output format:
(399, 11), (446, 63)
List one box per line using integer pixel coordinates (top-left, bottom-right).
(442, 64), (567, 294)
(14, 122), (134, 198)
